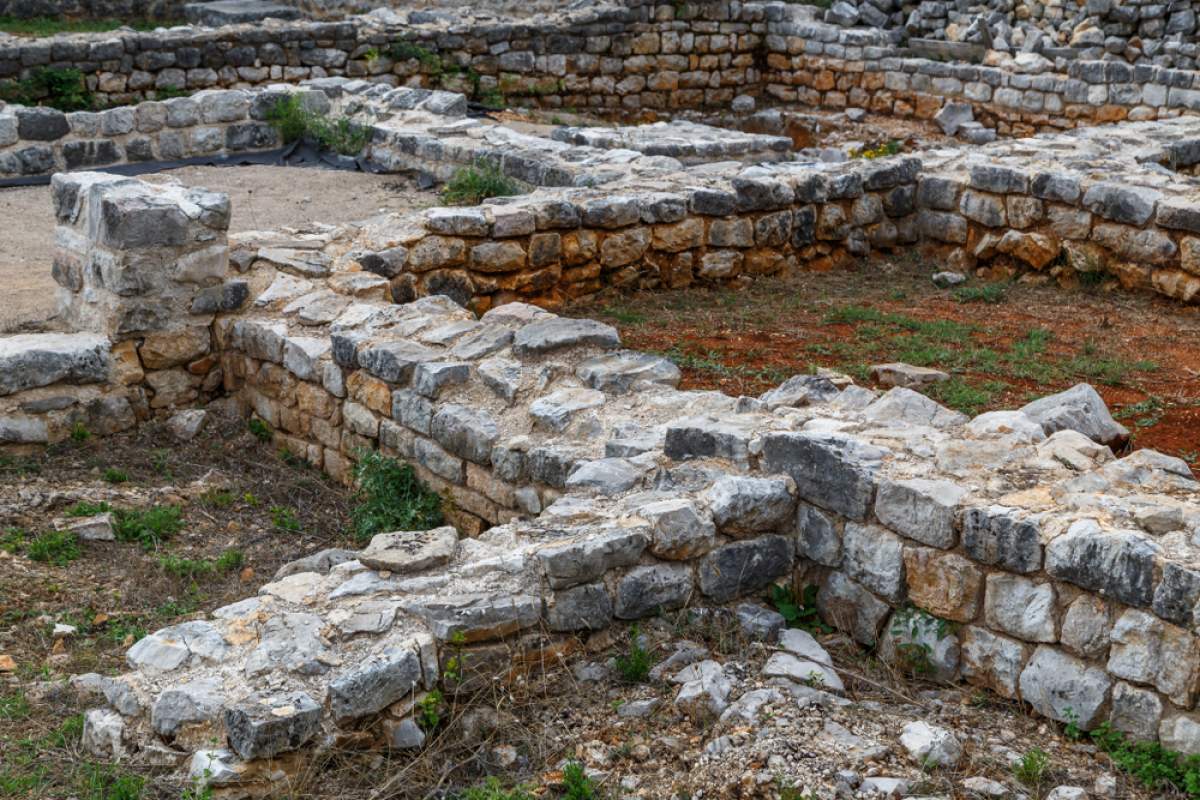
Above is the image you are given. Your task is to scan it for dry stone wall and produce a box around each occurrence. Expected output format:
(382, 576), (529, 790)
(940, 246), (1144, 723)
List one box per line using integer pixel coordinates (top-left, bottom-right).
(11, 0), (1200, 134)
(6, 174), (1198, 793)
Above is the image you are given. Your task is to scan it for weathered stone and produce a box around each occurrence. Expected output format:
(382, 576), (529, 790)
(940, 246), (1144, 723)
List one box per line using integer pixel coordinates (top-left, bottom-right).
(1109, 681), (1164, 741)
(512, 318), (620, 355)
(1108, 609), (1200, 707)
(151, 677), (224, 737)
(537, 529), (648, 589)
(961, 505), (1043, 574)
(565, 458), (642, 495)
(899, 721), (962, 768)
(875, 478), (966, 549)
(328, 645), (422, 720)
(843, 523), (906, 603)
(870, 363), (950, 389)
(615, 564), (693, 618)
(546, 583), (613, 631)
(698, 535), (794, 603)
(704, 475), (795, 536)
(637, 498), (717, 560)
(223, 691), (321, 760)
(0, 333), (110, 397)
(1019, 646), (1112, 728)
(431, 404), (498, 464)
(359, 527), (458, 574)
(817, 572), (890, 646)
(1020, 383), (1129, 446)
(795, 503), (841, 567)
(984, 574), (1056, 643)
(1046, 520), (1157, 608)
(961, 626), (1030, 699)
(761, 432), (886, 520)
(576, 351), (681, 394)
(903, 547), (983, 622)
(529, 388), (605, 432)
(758, 374), (841, 409)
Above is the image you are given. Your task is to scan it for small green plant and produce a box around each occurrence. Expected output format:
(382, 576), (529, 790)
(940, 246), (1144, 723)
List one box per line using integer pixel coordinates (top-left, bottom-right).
(457, 778), (535, 800)
(65, 500), (112, 517)
(1012, 747), (1050, 789)
(266, 95), (371, 156)
(768, 583), (831, 634)
(613, 625), (651, 684)
(888, 605), (952, 677)
(390, 41), (443, 72)
(113, 505), (184, 551)
(1089, 722), (1200, 795)
(561, 762), (600, 800)
(270, 506), (301, 532)
(850, 139), (903, 159)
(70, 421), (91, 443)
(158, 549), (244, 580)
(199, 489), (235, 508)
(103, 468), (129, 484)
(441, 159), (523, 206)
(953, 282), (1008, 304)
(0, 690), (31, 720)
(1, 526), (26, 554)
(242, 491), (260, 507)
(27, 530), (80, 566)
(416, 689), (443, 730)
(350, 450), (443, 544)
(1062, 707), (1083, 741)
(78, 765), (145, 800)
(0, 66), (92, 111)
(247, 418), (273, 442)
(151, 448), (173, 478)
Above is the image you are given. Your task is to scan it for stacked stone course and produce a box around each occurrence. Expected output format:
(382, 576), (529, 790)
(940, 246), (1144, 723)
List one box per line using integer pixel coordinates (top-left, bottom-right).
(3, 175), (1199, 791)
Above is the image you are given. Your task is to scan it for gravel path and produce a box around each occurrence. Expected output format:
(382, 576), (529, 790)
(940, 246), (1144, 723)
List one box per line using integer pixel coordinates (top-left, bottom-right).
(0, 164), (436, 332)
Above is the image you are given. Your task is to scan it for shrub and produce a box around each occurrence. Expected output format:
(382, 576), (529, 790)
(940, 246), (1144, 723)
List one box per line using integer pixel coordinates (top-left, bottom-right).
(441, 160), (522, 206)
(26, 530), (80, 566)
(103, 468), (129, 484)
(247, 418), (273, 442)
(266, 95), (372, 156)
(350, 450), (443, 544)
(561, 762), (600, 800)
(1091, 722), (1200, 795)
(1012, 748), (1050, 788)
(0, 66), (92, 111)
(113, 505), (183, 551)
(270, 505), (301, 532)
(613, 625), (651, 684)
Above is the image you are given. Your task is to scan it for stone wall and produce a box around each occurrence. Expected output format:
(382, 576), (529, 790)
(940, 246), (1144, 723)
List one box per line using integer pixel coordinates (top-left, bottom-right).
(0, 86), (294, 180)
(8, 174), (1197, 788)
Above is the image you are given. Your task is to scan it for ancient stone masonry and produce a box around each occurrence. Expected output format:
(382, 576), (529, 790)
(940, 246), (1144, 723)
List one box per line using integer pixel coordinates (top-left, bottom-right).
(10, 0), (1200, 134)
(3, 173), (1198, 794)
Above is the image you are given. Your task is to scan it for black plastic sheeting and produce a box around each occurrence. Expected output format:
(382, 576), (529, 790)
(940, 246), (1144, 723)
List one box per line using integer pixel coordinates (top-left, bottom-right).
(0, 140), (389, 189)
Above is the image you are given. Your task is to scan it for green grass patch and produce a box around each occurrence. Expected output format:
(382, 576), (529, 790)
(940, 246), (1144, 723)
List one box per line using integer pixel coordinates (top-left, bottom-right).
(456, 778), (535, 800)
(952, 282), (1008, 304)
(65, 500), (112, 517)
(113, 505), (183, 551)
(0, 15), (172, 35)
(441, 159), (523, 206)
(157, 549), (243, 580)
(247, 418), (273, 442)
(270, 505), (301, 532)
(26, 529), (80, 565)
(925, 377), (1006, 416)
(0, 690), (31, 720)
(102, 468), (129, 484)
(350, 449), (444, 545)
(1090, 722), (1200, 796)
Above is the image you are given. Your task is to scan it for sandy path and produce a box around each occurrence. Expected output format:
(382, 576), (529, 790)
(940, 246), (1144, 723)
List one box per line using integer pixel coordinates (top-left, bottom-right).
(0, 165), (437, 332)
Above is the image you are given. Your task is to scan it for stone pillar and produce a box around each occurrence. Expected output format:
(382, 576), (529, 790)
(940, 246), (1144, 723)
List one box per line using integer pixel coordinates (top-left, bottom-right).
(51, 171), (238, 410)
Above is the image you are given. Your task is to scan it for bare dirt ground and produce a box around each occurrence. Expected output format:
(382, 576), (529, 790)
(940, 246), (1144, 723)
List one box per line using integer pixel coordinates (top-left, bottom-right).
(0, 164), (437, 332)
(570, 255), (1200, 470)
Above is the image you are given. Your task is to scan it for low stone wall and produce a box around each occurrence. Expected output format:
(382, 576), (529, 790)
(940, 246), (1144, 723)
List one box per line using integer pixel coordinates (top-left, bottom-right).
(6, 174), (1197, 789)
(0, 86), (293, 179)
(7, 0), (1200, 138)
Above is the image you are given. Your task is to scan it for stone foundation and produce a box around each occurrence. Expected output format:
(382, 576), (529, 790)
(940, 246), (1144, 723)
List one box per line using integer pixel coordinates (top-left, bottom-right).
(2, 173), (1198, 794)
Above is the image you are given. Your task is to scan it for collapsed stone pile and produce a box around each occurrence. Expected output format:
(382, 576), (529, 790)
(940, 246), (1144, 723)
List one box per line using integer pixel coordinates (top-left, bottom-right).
(2, 173), (1197, 795)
